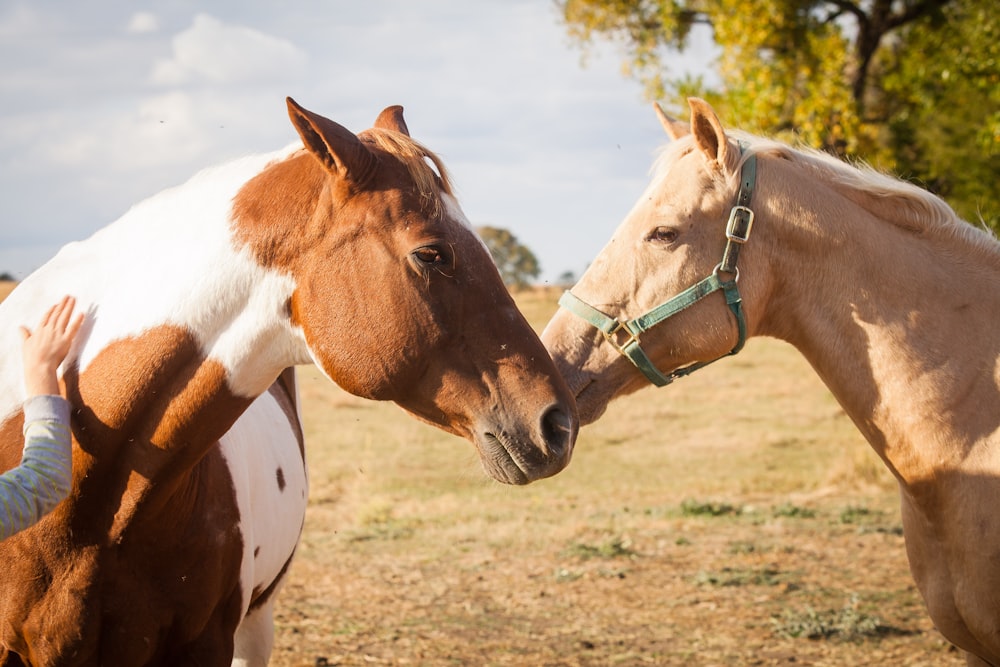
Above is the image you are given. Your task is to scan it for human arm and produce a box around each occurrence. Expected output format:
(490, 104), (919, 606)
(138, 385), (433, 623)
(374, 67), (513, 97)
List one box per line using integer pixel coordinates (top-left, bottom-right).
(0, 296), (82, 540)
(0, 395), (73, 540)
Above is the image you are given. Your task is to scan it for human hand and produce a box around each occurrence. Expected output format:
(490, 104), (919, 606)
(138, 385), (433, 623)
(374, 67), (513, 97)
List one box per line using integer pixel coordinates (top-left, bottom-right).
(20, 296), (85, 397)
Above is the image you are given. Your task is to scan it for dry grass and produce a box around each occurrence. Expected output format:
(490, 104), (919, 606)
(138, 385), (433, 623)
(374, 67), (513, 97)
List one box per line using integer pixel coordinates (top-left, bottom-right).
(272, 287), (960, 666)
(0, 281), (962, 665)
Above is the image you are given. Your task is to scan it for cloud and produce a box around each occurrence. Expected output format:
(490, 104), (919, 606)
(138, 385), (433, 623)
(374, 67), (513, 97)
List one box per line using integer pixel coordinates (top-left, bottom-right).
(150, 14), (308, 86)
(0, 4), (41, 39)
(126, 12), (159, 35)
(0, 2), (716, 282)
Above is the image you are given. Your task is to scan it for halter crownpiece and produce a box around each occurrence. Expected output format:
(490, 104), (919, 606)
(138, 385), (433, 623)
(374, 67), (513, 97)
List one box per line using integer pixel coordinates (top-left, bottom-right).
(558, 141), (757, 387)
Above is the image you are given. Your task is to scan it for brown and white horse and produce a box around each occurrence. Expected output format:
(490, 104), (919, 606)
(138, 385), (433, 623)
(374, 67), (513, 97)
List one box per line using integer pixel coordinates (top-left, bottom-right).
(542, 98), (1000, 665)
(0, 98), (577, 666)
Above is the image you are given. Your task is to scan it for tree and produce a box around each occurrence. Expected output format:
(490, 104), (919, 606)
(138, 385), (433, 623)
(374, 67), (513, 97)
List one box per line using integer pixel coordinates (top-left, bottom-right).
(879, 1), (1000, 226)
(559, 0), (999, 230)
(476, 226), (541, 290)
(557, 270), (578, 287)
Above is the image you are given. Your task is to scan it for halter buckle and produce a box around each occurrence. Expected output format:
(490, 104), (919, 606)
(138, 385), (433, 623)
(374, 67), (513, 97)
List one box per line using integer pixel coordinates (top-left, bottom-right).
(726, 206), (754, 243)
(603, 320), (639, 353)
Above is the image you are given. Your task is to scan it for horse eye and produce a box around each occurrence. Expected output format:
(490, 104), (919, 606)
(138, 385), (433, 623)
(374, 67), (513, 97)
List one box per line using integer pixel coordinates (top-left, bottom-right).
(412, 246), (447, 266)
(648, 227), (678, 244)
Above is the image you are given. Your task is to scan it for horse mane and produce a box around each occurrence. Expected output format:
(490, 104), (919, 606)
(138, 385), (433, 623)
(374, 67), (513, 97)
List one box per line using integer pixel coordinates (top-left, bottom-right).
(741, 135), (998, 250)
(654, 131), (996, 252)
(360, 127), (454, 217)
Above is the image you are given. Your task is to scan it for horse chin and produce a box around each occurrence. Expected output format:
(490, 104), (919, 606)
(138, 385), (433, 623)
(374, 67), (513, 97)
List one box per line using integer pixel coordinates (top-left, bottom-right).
(476, 432), (532, 485)
(474, 426), (576, 486)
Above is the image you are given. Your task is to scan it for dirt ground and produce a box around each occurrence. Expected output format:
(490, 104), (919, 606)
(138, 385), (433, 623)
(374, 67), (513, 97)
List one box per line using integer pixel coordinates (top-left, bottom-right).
(270, 485), (963, 666)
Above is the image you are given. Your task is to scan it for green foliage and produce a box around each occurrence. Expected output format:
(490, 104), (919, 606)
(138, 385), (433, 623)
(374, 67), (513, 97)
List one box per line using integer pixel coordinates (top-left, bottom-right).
(772, 502), (816, 519)
(772, 595), (887, 641)
(838, 505), (904, 535)
(563, 535), (637, 560)
(879, 0), (1000, 228)
(476, 225), (541, 289)
(680, 498), (741, 517)
(693, 566), (787, 587)
(559, 0), (1000, 232)
(838, 505), (877, 524)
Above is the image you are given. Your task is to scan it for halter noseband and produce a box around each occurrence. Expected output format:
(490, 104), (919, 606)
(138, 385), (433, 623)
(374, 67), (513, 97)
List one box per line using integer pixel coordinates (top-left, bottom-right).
(558, 142), (757, 387)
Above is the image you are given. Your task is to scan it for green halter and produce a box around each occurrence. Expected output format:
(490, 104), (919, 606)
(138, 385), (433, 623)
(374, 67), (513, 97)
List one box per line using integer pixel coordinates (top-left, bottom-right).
(558, 144), (757, 387)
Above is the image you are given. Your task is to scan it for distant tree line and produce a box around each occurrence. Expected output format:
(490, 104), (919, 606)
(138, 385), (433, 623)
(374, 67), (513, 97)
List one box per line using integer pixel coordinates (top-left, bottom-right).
(476, 226), (542, 290)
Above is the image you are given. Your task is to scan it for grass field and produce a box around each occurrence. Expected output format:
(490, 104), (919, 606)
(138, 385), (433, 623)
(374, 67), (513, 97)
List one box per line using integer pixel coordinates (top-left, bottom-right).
(1, 282), (963, 665)
(272, 288), (961, 666)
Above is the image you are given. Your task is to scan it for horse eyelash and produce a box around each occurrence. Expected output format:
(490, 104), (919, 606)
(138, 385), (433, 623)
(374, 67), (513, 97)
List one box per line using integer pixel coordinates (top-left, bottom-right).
(433, 242), (457, 278)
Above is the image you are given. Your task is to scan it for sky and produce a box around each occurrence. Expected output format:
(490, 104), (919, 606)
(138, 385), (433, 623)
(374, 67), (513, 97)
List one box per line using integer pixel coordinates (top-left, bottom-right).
(0, 1), (718, 284)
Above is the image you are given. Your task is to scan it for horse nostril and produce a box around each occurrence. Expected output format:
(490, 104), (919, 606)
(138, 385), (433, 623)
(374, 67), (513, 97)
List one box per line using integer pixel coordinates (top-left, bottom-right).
(540, 405), (574, 459)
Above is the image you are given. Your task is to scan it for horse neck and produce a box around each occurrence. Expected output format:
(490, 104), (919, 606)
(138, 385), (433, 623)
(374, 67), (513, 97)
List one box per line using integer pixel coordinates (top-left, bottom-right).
(42, 149), (304, 399)
(753, 155), (1000, 483)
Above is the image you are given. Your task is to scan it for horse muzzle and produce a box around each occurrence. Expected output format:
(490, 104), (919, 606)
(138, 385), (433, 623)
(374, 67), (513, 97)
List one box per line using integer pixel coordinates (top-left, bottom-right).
(474, 403), (576, 485)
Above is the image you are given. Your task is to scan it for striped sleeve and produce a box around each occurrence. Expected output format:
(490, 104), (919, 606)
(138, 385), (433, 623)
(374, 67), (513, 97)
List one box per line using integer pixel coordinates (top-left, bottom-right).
(0, 395), (73, 541)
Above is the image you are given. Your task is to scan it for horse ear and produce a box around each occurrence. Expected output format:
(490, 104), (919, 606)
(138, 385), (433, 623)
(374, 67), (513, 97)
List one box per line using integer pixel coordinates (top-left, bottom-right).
(653, 102), (689, 141)
(687, 98), (735, 170)
(373, 105), (410, 136)
(286, 97), (379, 184)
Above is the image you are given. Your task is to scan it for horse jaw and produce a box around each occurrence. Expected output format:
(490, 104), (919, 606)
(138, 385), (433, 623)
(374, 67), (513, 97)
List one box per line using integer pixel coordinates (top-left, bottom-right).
(540, 313), (632, 426)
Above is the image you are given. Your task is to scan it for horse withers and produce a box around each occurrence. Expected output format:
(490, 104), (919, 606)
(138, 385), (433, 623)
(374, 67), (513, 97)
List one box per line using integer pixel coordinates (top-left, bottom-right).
(542, 98), (1000, 665)
(0, 99), (577, 666)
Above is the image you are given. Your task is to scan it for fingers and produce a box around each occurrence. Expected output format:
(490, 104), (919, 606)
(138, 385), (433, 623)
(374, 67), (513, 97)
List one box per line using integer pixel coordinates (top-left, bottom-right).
(39, 301), (59, 329)
(67, 312), (85, 339)
(34, 296), (78, 334)
(53, 296), (78, 333)
(24, 296), (83, 357)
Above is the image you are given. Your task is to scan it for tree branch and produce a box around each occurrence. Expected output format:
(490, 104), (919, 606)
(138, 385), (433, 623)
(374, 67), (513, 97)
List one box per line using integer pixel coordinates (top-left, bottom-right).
(823, 0), (867, 24)
(886, 0), (952, 30)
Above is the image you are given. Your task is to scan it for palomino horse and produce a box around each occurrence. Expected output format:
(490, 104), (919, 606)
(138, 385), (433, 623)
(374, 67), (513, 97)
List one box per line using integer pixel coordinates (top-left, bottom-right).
(0, 98), (577, 666)
(542, 98), (1000, 665)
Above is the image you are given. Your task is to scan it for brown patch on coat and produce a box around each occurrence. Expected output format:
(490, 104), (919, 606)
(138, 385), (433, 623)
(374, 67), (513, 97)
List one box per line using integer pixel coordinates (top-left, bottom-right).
(0, 410), (25, 472)
(0, 325), (257, 664)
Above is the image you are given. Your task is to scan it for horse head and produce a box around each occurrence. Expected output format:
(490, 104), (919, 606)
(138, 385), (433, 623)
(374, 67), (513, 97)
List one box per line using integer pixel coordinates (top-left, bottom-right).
(234, 99), (577, 484)
(542, 99), (766, 424)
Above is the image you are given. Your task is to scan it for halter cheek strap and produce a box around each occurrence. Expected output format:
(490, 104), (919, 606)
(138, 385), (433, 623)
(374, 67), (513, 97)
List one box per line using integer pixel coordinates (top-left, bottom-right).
(558, 142), (757, 388)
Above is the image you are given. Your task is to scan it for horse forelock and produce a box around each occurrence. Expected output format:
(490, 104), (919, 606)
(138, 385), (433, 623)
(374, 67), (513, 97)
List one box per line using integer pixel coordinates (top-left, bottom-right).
(359, 127), (454, 216)
(650, 131), (751, 195)
(232, 130), (461, 272)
